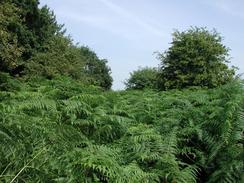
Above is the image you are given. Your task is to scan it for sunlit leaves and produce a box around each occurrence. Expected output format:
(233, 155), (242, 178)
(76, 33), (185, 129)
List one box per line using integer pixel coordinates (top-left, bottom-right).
(0, 77), (243, 182)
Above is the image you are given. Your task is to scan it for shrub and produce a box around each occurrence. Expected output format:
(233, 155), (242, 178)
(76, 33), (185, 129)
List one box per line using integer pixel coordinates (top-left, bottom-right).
(125, 67), (158, 90)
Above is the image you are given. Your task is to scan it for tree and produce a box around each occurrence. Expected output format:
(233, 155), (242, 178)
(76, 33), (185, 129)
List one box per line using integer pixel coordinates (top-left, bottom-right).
(0, 0), (113, 89)
(80, 46), (113, 90)
(6, 0), (61, 59)
(125, 67), (158, 90)
(0, 2), (24, 73)
(0, 0), (62, 75)
(27, 44), (113, 90)
(157, 27), (236, 90)
(25, 35), (87, 80)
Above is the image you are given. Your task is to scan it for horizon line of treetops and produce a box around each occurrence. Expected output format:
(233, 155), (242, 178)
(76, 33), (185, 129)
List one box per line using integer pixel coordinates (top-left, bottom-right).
(0, 0), (239, 90)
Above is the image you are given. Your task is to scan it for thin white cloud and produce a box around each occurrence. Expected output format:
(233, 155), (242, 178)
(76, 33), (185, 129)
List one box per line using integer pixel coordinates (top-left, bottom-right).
(55, 10), (137, 40)
(97, 0), (166, 38)
(53, 0), (167, 41)
(204, 0), (244, 20)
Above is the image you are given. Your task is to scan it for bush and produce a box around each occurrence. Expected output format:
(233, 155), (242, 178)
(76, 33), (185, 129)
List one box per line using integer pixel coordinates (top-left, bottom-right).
(125, 67), (158, 90)
(0, 72), (21, 91)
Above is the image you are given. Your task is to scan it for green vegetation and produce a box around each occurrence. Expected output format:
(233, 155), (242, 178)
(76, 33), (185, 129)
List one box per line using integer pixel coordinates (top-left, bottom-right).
(0, 2), (24, 73)
(0, 0), (243, 183)
(0, 0), (112, 89)
(0, 76), (243, 182)
(125, 67), (158, 90)
(128, 27), (236, 91)
(157, 27), (236, 90)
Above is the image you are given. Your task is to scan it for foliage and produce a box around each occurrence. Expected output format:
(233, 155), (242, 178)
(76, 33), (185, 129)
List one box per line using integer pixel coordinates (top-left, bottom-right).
(26, 44), (113, 89)
(0, 75), (243, 182)
(157, 27), (236, 90)
(0, 0), (61, 74)
(4, 0), (61, 60)
(81, 46), (113, 90)
(25, 35), (86, 80)
(0, 2), (24, 73)
(0, 72), (21, 91)
(0, 0), (113, 89)
(125, 67), (158, 90)
(0, 2), (242, 182)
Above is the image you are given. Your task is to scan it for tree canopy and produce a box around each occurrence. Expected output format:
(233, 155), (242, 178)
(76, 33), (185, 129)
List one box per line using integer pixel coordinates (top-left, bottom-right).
(157, 27), (236, 90)
(125, 67), (158, 90)
(0, 2), (24, 73)
(80, 46), (113, 90)
(0, 0), (113, 89)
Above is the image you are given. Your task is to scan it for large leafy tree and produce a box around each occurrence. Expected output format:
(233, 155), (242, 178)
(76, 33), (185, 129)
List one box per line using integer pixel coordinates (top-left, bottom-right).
(157, 27), (236, 90)
(125, 67), (158, 90)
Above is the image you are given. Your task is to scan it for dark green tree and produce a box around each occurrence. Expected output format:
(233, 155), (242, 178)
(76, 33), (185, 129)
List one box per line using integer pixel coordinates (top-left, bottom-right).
(25, 35), (87, 80)
(26, 41), (113, 89)
(157, 27), (236, 90)
(0, 2), (24, 73)
(125, 67), (158, 90)
(7, 0), (61, 59)
(81, 46), (113, 90)
(0, 0), (61, 74)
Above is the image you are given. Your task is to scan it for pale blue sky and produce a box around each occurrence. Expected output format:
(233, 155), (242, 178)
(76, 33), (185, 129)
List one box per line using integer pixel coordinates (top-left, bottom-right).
(40, 0), (243, 90)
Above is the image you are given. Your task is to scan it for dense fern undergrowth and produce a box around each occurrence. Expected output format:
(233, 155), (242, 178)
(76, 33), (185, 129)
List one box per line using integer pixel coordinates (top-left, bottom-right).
(0, 76), (243, 183)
